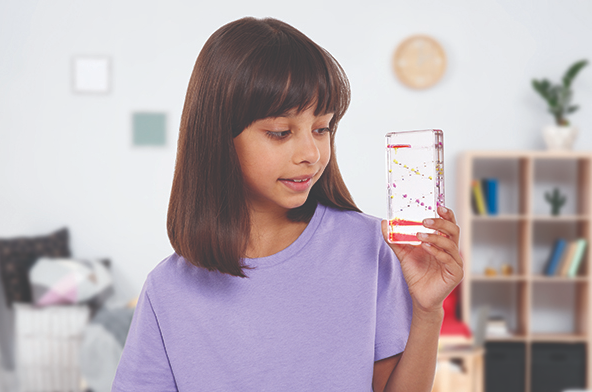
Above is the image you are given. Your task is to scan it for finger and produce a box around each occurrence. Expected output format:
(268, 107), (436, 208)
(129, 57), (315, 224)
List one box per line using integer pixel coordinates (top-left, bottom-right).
(417, 231), (457, 254)
(423, 217), (460, 241)
(381, 220), (400, 250)
(381, 220), (416, 258)
(420, 241), (464, 284)
(417, 232), (463, 268)
(381, 220), (389, 243)
(437, 206), (457, 224)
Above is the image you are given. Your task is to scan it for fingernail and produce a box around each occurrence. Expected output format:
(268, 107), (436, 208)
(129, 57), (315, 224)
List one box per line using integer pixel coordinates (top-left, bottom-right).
(423, 219), (434, 226)
(418, 233), (428, 239)
(440, 206), (448, 213)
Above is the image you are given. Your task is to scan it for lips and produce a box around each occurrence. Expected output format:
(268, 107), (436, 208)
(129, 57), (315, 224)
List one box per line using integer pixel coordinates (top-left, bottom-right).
(278, 174), (315, 191)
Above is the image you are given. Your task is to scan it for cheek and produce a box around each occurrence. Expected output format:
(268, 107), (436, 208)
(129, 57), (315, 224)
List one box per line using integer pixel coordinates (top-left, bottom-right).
(239, 149), (278, 184)
(320, 140), (331, 167)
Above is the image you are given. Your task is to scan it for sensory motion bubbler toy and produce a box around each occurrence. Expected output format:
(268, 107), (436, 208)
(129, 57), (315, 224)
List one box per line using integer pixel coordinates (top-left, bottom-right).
(386, 129), (445, 244)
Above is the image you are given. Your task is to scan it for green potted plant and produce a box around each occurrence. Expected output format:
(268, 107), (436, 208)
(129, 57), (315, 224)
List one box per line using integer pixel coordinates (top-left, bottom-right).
(532, 59), (588, 150)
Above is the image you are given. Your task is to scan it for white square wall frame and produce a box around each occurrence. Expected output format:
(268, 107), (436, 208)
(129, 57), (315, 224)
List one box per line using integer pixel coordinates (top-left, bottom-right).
(72, 56), (111, 94)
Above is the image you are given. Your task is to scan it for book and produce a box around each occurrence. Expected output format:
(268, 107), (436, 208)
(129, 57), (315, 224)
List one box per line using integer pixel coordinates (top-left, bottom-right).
(557, 240), (578, 277)
(544, 238), (567, 276)
(486, 317), (510, 338)
(470, 189), (479, 214)
(567, 239), (588, 278)
(471, 180), (487, 215)
(482, 178), (498, 215)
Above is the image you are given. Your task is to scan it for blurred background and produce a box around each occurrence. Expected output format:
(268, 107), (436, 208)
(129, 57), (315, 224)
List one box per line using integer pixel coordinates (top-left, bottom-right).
(1, 0), (591, 391)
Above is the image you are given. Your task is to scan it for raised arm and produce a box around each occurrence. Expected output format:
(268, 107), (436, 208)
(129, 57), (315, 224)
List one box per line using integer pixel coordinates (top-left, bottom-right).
(376, 206), (463, 392)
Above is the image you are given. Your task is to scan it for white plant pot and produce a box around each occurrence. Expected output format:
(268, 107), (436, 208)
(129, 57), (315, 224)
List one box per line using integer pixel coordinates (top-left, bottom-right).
(543, 125), (578, 150)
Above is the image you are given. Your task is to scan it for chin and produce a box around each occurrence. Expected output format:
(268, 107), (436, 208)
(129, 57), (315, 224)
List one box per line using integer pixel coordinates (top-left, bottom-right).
(283, 194), (311, 210)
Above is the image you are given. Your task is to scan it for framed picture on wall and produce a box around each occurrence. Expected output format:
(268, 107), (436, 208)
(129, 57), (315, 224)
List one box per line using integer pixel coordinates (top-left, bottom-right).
(72, 55), (111, 94)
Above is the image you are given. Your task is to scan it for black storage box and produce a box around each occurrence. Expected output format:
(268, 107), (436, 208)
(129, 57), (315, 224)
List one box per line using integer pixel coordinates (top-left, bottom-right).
(485, 342), (526, 392)
(531, 343), (586, 392)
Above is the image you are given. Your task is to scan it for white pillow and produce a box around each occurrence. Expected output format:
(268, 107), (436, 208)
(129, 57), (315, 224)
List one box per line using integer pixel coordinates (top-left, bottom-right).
(29, 258), (113, 306)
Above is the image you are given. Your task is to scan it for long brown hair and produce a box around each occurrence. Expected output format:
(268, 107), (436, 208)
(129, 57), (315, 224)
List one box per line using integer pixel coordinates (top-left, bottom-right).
(167, 17), (360, 277)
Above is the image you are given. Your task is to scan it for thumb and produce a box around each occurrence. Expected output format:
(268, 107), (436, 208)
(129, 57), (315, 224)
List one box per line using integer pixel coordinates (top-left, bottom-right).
(381, 220), (390, 243)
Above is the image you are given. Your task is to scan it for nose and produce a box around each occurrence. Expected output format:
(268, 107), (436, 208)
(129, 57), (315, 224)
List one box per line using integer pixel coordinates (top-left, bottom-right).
(293, 132), (321, 165)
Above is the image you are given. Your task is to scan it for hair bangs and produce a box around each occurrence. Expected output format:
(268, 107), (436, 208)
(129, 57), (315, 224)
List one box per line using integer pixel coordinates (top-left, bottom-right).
(231, 24), (350, 135)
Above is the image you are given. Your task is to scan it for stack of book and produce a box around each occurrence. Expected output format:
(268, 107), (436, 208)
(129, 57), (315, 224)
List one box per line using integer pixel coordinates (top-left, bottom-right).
(471, 178), (498, 215)
(486, 316), (511, 338)
(543, 238), (588, 277)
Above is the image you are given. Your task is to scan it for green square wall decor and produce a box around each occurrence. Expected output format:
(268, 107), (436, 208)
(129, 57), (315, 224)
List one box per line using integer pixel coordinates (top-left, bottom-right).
(133, 112), (166, 146)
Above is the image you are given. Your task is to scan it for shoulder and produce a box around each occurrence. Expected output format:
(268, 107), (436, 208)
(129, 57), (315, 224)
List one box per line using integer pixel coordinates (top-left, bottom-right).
(142, 253), (205, 299)
(142, 253), (238, 305)
(319, 204), (384, 239)
(146, 253), (186, 284)
(315, 204), (392, 259)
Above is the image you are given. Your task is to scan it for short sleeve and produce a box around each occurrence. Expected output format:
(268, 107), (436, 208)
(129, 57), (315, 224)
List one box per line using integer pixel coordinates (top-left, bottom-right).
(374, 238), (413, 362)
(111, 282), (178, 392)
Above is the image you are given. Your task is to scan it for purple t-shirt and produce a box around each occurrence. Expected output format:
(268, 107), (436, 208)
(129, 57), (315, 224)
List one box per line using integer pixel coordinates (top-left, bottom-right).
(112, 203), (412, 391)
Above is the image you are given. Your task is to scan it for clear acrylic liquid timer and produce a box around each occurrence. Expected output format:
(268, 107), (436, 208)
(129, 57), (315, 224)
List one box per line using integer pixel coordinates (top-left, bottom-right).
(386, 129), (445, 244)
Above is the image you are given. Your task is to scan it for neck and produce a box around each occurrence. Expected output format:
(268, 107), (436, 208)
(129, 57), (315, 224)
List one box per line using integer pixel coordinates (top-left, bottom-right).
(244, 206), (308, 259)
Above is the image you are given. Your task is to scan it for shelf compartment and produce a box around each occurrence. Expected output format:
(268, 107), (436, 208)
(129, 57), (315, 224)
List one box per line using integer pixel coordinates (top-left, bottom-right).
(471, 280), (527, 339)
(484, 342), (527, 392)
(471, 219), (529, 277)
(532, 158), (587, 216)
(471, 157), (529, 215)
(530, 281), (587, 336)
(531, 220), (589, 277)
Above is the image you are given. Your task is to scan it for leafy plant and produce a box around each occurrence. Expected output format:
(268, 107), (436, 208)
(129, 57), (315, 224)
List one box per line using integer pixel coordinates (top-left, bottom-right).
(532, 59), (588, 126)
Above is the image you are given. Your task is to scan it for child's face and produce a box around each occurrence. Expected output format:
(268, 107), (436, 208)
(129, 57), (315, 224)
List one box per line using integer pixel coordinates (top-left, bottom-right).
(234, 106), (333, 214)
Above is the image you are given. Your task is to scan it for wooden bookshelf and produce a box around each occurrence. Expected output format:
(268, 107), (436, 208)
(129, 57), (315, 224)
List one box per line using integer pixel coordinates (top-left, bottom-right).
(457, 151), (592, 392)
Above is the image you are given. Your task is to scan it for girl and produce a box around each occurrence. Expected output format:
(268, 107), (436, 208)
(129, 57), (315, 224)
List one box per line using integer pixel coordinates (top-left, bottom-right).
(112, 17), (463, 392)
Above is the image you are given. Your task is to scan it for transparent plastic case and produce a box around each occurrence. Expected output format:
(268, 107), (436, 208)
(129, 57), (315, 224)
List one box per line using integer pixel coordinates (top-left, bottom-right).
(386, 129), (445, 244)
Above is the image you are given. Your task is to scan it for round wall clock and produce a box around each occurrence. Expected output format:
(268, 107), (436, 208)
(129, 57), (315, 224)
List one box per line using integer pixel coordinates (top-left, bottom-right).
(392, 35), (447, 89)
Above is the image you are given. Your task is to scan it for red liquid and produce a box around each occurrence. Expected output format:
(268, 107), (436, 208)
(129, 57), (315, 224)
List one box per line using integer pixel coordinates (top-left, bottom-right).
(389, 218), (422, 226)
(389, 219), (424, 243)
(389, 232), (420, 242)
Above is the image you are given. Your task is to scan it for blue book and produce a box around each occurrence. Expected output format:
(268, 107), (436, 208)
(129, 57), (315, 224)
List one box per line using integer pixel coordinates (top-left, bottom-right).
(545, 238), (567, 276)
(481, 178), (498, 215)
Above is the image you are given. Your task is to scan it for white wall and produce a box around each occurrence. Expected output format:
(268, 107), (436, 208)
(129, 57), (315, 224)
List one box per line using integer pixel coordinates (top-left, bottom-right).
(1, 0), (591, 366)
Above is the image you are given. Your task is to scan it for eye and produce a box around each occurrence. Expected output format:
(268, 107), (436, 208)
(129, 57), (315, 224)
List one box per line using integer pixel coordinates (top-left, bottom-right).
(313, 127), (331, 135)
(266, 130), (291, 139)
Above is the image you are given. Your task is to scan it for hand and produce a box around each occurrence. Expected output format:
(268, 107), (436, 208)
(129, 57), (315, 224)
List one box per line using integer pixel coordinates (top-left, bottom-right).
(381, 206), (463, 314)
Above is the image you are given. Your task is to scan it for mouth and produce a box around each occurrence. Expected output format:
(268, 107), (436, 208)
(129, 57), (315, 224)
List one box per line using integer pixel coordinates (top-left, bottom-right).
(283, 178), (310, 183)
(279, 174), (315, 183)
(278, 174), (316, 191)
